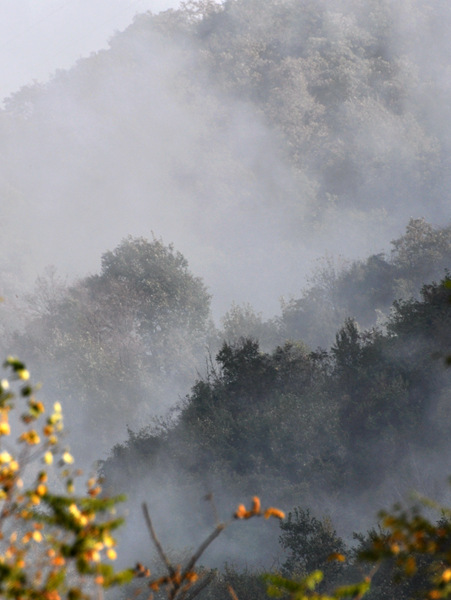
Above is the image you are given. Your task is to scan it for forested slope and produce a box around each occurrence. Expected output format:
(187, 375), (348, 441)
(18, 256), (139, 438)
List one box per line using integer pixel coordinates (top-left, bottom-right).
(1, 0), (451, 586)
(222, 218), (451, 349)
(1, 0), (451, 316)
(7, 219), (451, 470)
(6, 237), (214, 462)
(101, 273), (451, 561)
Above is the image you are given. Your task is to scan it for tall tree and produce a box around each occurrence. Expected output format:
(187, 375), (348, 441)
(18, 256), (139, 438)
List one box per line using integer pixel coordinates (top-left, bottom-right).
(14, 237), (213, 459)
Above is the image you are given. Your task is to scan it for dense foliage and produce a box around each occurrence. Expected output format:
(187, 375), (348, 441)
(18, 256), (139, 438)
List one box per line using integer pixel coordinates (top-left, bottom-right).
(102, 274), (451, 540)
(1, 0), (451, 307)
(218, 218), (451, 349)
(3, 355), (450, 600)
(162, 0), (444, 213)
(2, 1), (451, 597)
(10, 218), (451, 466)
(6, 237), (213, 458)
(276, 218), (451, 348)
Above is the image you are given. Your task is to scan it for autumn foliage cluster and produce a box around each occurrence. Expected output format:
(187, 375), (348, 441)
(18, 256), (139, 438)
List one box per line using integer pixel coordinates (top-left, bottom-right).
(0, 357), (132, 600)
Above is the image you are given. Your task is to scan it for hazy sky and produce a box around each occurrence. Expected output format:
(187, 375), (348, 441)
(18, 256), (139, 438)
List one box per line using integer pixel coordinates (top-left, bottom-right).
(0, 0), (181, 102)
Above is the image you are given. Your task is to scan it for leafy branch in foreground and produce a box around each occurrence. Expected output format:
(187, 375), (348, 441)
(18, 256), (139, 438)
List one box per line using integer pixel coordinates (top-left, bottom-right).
(258, 482), (451, 600)
(359, 494), (451, 600)
(264, 570), (371, 600)
(265, 486), (451, 600)
(0, 357), (133, 600)
(0, 356), (288, 600)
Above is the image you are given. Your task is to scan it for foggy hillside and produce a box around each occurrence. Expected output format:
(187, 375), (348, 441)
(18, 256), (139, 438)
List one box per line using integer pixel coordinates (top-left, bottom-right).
(100, 272), (451, 570)
(1, 0), (451, 591)
(1, 0), (450, 321)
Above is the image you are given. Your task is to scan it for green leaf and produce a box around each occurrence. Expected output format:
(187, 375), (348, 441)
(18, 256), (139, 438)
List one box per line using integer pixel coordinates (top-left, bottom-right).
(333, 581), (371, 599)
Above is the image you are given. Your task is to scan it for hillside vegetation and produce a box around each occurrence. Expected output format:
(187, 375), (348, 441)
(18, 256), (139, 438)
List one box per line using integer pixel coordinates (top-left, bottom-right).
(1, 0), (451, 313)
(1, 2), (451, 598)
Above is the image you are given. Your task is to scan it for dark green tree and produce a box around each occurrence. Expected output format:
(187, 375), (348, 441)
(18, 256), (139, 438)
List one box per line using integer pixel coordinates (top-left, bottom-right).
(279, 508), (346, 589)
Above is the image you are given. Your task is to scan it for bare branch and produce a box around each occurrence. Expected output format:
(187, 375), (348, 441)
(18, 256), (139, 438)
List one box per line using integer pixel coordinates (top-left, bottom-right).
(142, 502), (176, 577)
(182, 572), (217, 600)
(204, 492), (220, 525)
(227, 585), (240, 600)
(182, 522), (225, 579)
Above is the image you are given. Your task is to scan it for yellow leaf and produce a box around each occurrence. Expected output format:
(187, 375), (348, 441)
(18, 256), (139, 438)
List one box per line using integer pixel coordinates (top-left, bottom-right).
(20, 430), (40, 445)
(43, 452), (53, 465)
(36, 484), (47, 496)
(0, 451), (12, 464)
(0, 423), (10, 436)
(62, 452), (74, 464)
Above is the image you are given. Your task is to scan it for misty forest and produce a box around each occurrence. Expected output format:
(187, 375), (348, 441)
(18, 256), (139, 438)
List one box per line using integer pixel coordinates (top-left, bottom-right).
(2, 1), (451, 599)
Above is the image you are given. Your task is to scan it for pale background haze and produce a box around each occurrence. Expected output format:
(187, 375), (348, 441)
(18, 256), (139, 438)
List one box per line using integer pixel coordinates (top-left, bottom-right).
(0, 0), (181, 102)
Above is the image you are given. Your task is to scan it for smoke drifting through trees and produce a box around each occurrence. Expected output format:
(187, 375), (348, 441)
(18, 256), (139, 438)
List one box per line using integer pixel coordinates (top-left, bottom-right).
(1, 0), (451, 586)
(1, 0), (451, 318)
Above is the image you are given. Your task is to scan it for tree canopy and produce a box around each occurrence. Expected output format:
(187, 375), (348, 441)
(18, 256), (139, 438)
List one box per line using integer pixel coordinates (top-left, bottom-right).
(101, 275), (451, 546)
(9, 237), (213, 459)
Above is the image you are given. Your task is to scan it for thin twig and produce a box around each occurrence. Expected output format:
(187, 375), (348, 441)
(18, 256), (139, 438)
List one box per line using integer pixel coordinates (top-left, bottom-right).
(182, 522), (225, 578)
(182, 572), (217, 600)
(143, 503), (227, 600)
(142, 502), (176, 577)
(204, 493), (220, 525)
(227, 585), (239, 600)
